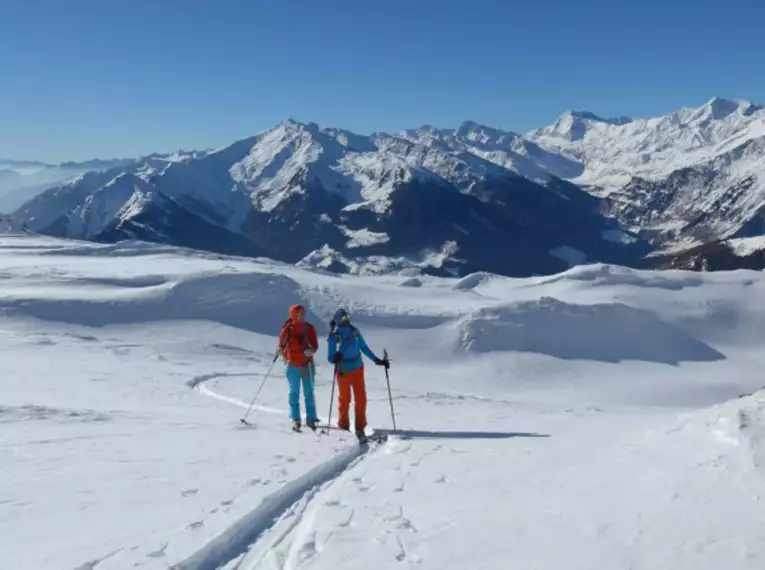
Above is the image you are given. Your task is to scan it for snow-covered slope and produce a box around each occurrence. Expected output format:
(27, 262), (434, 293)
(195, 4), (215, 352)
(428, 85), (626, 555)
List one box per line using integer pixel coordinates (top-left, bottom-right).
(394, 121), (584, 183)
(16, 121), (646, 278)
(526, 96), (765, 189)
(523, 96), (765, 249)
(653, 235), (765, 272)
(4, 234), (765, 569)
(605, 135), (765, 243)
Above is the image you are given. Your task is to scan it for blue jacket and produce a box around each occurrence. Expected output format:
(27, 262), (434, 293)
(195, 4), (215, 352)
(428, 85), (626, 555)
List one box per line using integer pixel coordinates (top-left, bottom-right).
(327, 324), (379, 374)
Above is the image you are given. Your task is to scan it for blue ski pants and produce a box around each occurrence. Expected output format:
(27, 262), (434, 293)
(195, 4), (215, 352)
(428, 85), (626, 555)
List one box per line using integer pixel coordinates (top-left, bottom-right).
(285, 362), (318, 422)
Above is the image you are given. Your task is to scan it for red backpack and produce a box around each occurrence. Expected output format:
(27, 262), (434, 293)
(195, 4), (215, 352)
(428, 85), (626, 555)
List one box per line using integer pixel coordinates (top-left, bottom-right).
(279, 319), (317, 366)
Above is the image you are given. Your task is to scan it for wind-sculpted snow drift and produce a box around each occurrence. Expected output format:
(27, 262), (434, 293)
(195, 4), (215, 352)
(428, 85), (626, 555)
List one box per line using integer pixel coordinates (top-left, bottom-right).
(457, 297), (725, 364)
(0, 269), (318, 334)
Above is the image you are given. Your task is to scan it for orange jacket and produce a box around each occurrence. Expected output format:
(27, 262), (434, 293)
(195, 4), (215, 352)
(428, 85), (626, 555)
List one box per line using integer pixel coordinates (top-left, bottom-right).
(278, 305), (318, 367)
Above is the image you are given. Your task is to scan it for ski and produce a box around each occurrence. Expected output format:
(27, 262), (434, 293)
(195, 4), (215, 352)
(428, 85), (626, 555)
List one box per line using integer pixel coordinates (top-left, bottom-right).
(358, 429), (388, 444)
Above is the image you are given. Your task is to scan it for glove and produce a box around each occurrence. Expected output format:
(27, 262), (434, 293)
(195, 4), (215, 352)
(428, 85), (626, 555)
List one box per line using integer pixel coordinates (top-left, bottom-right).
(332, 352), (343, 364)
(329, 319), (336, 330)
(374, 357), (390, 369)
(303, 348), (316, 357)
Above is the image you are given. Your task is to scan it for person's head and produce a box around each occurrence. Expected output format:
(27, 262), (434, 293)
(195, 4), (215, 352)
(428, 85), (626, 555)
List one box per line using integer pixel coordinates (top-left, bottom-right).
(333, 308), (351, 327)
(289, 304), (306, 323)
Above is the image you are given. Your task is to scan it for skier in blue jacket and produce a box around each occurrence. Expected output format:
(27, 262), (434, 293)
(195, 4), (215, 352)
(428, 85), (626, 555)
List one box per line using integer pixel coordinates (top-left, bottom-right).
(327, 308), (389, 437)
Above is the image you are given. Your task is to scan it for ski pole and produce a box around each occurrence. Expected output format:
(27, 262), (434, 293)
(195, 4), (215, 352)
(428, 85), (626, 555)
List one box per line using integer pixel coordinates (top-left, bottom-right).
(322, 364), (337, 435)
(241, 350), (280, 425)
(383, 348), (396, 432)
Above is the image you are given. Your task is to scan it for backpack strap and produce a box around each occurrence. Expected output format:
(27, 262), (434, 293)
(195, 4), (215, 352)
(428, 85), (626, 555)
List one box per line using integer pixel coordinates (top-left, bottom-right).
(333, 326), (361, 364)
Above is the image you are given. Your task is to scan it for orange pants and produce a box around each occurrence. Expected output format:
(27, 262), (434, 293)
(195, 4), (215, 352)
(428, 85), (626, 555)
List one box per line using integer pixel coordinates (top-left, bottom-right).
(337, 367), (367, 431)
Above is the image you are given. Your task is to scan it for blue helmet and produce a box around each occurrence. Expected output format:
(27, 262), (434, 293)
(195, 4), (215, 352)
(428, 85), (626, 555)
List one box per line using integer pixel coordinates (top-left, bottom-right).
(333, 308), (351, 325)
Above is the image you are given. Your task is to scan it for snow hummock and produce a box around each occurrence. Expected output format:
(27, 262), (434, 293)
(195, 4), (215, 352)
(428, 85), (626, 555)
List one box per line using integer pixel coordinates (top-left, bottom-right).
(5, 234), (765, 569)
(457, 296), (724, 363)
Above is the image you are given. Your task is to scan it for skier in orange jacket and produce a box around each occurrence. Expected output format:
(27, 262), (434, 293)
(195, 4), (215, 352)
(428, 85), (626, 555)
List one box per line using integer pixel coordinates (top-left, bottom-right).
(327, 308), (389, 439)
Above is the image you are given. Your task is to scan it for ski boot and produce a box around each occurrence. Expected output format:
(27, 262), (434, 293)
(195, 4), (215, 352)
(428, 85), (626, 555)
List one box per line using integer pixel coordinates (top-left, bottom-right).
(292, 419), (302, 433)
(306, 418), (320, 431)
(355, 428), (368, 444)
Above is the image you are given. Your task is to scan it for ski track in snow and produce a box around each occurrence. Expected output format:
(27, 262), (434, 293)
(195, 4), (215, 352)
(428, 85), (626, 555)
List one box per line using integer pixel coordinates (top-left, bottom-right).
(188, 372), (284, 415)
(170, 443), (377, 570)
(178, 371), (388, 570)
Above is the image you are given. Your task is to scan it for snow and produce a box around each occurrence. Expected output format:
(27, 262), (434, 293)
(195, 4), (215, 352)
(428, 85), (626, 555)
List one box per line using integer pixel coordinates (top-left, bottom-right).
(338, 226), (390, 248)
(296, 243), (463, 277)
(6, 202), (765, 567)
(17, 99), (765, 259)
(526, 96), (765, 189)
(601, 228), (638, 244)
(727, 236), (765, 256)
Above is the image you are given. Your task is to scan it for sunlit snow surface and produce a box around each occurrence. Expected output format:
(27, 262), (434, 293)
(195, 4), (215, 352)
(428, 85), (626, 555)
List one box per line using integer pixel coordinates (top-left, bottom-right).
(3, 234), (765, 569)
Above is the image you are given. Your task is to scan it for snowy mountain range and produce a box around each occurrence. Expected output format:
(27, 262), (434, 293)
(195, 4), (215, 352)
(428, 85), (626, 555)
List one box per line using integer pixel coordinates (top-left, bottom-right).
(14, 96), (765, 275)
(0, 157), (137, 213)
(14, 121), (647, 277)
(526, 97), (765, 250)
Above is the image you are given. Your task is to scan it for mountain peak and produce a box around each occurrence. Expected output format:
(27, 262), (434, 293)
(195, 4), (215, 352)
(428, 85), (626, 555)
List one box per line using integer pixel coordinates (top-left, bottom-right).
(561, 110), (633, 126)
(539, 110), (633, 143)
(700, 96), (764, 119)
(456, 121), (519, 140)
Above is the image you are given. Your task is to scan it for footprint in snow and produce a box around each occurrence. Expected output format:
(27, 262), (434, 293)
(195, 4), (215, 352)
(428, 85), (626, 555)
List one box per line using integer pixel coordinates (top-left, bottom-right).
(274, 454), (296, 463)
(187, 521), (204, 531)
(435, 475), (447, 484)
(397, 518), (418, 532)
(221, 499), (234, 507)
(146, 543), (168, 558)
(181, 489), (198, 497)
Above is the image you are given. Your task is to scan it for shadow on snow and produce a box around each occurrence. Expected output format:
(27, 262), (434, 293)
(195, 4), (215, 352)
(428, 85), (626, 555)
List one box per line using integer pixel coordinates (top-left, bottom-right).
(393, 429), (549, 440)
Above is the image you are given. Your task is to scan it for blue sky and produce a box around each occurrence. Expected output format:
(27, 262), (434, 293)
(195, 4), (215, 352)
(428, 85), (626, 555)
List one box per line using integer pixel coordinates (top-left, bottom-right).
(2, 0), (764, 163)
